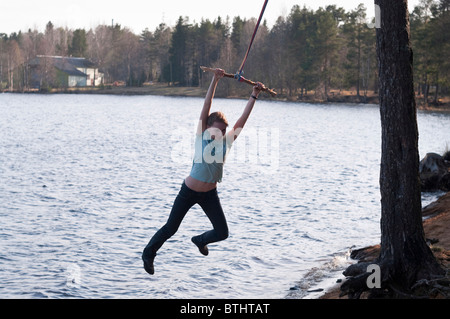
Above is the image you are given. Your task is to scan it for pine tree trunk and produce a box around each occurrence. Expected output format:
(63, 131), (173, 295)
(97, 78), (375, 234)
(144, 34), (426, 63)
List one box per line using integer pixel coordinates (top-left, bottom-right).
(341, 0), (444, 298)
(377, 0), (441, 286)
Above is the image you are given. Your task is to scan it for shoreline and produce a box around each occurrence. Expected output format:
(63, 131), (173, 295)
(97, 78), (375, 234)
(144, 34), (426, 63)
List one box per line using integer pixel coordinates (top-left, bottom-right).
(318, 191), (450, 299)
(3, 84), (450, 112)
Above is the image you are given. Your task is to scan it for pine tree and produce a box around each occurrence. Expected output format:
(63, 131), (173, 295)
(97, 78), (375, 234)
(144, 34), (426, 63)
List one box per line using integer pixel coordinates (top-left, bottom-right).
(341, 0), (445, 298)
(69, 29), (87, 57)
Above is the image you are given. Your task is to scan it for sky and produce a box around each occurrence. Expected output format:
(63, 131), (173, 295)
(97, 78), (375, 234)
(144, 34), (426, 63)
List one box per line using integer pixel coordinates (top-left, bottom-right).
(1, 0), (421, 35)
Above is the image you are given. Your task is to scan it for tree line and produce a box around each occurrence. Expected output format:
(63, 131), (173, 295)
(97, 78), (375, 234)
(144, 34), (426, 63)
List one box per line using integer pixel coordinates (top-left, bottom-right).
(0, 1), (448, 104)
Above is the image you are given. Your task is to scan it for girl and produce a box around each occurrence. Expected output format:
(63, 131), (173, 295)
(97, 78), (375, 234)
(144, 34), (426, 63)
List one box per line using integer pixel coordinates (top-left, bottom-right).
(142, 68), (263, 275)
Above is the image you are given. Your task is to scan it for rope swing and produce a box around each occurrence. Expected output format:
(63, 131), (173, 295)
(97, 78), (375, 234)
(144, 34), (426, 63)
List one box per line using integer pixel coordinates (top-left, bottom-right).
(201, 0), (277, 97)
(235, 0), (269, 81)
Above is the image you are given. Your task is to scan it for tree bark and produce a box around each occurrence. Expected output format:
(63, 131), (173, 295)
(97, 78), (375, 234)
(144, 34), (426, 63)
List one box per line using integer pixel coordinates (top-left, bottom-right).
(342, 0), (444, 298)
(376, 0), (442, 286)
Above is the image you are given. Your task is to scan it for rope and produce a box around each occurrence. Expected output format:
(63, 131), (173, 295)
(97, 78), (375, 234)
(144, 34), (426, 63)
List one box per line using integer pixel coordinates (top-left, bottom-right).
(235, 0), (269, 81)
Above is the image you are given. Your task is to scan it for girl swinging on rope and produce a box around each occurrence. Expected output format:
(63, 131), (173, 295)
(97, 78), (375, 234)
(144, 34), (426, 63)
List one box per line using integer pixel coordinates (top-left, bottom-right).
(142, 68), (264, 275)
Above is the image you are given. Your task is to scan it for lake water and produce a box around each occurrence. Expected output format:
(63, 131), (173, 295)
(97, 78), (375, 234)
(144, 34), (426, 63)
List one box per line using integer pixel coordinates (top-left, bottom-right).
(0, 93), (449, 299)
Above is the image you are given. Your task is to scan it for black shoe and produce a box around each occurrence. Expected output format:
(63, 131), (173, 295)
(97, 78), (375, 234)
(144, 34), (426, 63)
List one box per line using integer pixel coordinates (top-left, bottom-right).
(191, 236), (209, 256)
(142, 249), (156, 275)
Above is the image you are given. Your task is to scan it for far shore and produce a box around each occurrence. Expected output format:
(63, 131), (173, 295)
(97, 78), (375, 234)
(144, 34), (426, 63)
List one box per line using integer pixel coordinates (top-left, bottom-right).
(3, 83), (450, 112)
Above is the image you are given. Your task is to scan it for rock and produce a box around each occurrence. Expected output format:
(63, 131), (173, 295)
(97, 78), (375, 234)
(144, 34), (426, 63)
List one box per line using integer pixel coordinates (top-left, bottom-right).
(419, 152), (450, 191)
(420, 153), (444, 173)
(422, 192), (450, 217)
(350, 245), (380, 262)
(444, 151), (450, 162)
(307, 288), (324, 293)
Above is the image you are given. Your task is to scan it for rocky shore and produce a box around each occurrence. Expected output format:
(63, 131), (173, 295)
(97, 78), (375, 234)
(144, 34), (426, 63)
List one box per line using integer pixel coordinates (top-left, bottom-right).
(319, 191), (450, 299)
(317, 151), (450, 299)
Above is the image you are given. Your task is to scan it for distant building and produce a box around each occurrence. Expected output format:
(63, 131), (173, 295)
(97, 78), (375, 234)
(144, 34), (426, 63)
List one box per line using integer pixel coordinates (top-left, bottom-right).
(28, 56), (104, 89)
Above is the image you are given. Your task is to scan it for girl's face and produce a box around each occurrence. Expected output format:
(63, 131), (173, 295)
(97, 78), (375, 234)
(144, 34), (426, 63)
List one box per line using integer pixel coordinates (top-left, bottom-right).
(207, 121), (227, 139)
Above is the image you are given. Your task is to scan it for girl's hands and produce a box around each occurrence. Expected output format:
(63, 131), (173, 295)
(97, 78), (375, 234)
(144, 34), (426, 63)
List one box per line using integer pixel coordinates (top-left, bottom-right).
(214, 68), (225, 81)
(252, 82), (264, 98)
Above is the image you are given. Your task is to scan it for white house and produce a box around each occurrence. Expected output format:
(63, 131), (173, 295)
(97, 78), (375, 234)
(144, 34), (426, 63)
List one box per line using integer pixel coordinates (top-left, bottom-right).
(29, 56), (104, 88)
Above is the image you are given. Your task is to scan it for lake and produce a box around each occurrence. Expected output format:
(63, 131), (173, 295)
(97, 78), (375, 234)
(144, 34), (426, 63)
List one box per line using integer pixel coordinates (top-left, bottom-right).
(0, 93), (449, 298)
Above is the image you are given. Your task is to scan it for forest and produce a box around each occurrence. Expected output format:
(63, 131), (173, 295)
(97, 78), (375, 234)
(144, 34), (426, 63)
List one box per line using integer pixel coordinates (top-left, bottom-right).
(0, 1), (449, 104)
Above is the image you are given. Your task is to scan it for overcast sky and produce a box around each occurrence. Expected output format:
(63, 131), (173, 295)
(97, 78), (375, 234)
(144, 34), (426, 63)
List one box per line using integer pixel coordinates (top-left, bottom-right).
(1, 0), (421, 35)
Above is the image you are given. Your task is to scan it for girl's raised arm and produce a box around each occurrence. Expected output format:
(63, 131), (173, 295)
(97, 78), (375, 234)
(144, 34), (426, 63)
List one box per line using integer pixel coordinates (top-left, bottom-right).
(197, 68), (224, 134)
(228, 82), (263, 142)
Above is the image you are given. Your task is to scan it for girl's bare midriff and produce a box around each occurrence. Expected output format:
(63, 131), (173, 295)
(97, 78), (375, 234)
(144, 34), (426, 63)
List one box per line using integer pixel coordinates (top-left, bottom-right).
(185, 175), (217, 192)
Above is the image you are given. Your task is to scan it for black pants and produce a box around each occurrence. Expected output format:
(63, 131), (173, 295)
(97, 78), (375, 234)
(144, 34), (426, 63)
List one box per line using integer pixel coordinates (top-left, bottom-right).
(143, 181), (229, 256)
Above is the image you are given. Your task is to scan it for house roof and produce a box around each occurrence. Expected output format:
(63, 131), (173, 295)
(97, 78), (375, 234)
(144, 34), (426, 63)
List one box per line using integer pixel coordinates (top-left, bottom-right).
(28, 56), (96, 77)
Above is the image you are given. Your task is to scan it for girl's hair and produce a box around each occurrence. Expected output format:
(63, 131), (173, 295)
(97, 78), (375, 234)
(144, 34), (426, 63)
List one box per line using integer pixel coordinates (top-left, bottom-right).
(207, 111), (229, 127)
